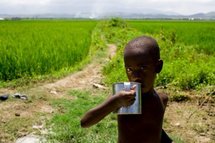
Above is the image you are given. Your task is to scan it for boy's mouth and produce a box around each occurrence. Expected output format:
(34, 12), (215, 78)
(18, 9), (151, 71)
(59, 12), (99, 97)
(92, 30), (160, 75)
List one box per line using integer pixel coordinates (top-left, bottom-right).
(134, 79), (142, 83)
(133, 79), (144, 87)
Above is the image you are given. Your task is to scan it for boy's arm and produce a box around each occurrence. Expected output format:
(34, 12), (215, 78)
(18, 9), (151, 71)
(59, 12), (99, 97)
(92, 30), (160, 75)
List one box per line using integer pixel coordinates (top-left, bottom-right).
(81, 90), (136, 128)
(80, 95), (119, 128)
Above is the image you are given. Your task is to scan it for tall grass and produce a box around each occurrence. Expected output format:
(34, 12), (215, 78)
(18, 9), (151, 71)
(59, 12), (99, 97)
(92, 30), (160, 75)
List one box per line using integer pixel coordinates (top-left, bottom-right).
(0, 20), (97, 82)
(128, 20), (215, 89)
(102, 19), (215, 90)
(127, 20), (215, 54)
(1, 19), (214, 90)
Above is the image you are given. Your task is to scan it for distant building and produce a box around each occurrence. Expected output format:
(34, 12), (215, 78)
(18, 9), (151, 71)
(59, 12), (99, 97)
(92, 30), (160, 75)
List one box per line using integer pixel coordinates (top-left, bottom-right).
(0, 18), (4, 20)
(11, 17), (21, 20)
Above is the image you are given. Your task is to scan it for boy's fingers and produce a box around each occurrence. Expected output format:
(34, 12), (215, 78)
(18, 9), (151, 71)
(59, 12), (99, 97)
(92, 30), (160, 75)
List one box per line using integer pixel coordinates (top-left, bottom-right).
(130, 85), (136, 90)
(130, 90), (136, 95)
(120, 89), (135, 97)
(124, 90), (135, 96)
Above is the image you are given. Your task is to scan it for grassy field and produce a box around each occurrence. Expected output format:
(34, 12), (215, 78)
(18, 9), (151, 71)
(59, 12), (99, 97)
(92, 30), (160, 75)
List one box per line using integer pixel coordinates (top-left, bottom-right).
(103, 19), (215, 90)
(128, 20), (215, 90)
(1, 19), (214, 90)
(0, 19), (214, 143)
(127, 20), (215, 54)
(47, 88), (193, 143)
(0, 20), (97, 86)
(46, 19), (214, 143)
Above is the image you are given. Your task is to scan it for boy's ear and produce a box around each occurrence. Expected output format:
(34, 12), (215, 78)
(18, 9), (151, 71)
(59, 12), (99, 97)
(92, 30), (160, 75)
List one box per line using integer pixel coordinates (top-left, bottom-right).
(155, 59), (163, 73)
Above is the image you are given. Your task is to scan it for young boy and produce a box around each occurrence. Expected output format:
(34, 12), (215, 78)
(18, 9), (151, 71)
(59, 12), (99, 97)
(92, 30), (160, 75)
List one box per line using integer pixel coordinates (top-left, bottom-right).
(81, 36), (172, 143)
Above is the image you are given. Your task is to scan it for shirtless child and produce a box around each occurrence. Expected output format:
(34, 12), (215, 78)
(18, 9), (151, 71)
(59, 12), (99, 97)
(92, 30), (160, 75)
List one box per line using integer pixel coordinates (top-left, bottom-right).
(81, 36), (173, 143)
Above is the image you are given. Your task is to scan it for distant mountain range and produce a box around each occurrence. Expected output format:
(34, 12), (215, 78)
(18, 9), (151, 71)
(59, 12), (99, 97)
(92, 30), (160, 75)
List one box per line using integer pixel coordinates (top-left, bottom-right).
(0, 11), (215, 20)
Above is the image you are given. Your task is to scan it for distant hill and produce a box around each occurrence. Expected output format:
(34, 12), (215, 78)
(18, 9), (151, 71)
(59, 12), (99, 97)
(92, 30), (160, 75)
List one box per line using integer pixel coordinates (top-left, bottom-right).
(0, 11), (215, 20)
(189, 12), (215, 19)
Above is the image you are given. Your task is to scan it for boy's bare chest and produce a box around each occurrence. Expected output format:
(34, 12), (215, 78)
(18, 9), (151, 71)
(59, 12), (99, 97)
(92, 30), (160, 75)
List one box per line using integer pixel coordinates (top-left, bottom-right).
(117, 95), (164, 143)
(118, 97), (164, 126)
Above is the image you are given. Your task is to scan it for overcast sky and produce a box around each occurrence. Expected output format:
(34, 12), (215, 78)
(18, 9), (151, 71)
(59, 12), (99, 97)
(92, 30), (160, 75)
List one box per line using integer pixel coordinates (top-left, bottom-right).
(0, 0), (214, 15)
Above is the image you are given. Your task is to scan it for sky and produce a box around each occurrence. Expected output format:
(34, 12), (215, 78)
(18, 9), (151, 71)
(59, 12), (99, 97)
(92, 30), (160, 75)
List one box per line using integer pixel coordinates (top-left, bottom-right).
(0, 0), (214, 16)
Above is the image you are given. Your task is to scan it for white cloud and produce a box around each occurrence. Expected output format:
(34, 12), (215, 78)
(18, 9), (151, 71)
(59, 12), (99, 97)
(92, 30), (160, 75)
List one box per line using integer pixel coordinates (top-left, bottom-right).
(0, 0), (214, 15)
(0, 0), (51, 5)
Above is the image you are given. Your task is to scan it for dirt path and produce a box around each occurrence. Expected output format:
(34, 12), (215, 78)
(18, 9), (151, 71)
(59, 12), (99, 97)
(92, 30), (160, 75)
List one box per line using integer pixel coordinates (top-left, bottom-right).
(1, 43), (214, 143)
(40, 44), (116, 96)
(0, 44), (117, 143)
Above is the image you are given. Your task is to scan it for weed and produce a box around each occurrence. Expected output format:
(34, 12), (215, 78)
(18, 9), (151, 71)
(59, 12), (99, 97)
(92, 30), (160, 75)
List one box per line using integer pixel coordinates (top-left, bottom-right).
(46, 89), (117, 143)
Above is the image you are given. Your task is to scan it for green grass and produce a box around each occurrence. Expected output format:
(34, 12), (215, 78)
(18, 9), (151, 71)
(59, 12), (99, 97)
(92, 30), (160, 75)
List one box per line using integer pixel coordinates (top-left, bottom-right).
(1, 19), (214, 143)
(2, 19), (214, 90)
(46, 89), (117, 143)
(4, 19), (211, 143)
(127, 20), (215, 55)
(128, 20), (215, 89)
(46, 89), (186, 143)
(0, 20), (97, 83)
(102, 19), (215, 90)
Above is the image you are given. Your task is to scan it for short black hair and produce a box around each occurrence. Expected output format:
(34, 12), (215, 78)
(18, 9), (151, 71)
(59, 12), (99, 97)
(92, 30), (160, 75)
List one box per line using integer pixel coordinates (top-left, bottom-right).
(124, 35), (160, 61)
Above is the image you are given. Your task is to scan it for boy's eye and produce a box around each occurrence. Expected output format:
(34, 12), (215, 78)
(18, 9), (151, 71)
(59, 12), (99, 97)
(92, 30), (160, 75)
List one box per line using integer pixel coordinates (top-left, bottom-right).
(140, 66), (146, 71)
(126, 66), (148, 73)
(126, 67), (133, 72)
(140, 66), (144, 70)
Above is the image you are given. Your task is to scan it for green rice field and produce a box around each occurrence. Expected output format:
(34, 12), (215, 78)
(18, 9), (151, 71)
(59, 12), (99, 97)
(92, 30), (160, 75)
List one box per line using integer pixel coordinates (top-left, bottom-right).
(0, 20), (97, 82)
(1, 19), (214, 90)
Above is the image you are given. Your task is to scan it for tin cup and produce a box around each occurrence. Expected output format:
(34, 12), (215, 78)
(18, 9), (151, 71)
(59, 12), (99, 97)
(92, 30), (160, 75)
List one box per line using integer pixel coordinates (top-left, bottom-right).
(112, 82), (141, 114)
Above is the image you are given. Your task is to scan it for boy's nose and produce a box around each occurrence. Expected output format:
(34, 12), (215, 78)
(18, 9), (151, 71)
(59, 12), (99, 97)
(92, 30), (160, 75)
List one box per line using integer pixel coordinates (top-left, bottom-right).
(130, 73), (142, 82)
(132, 71), (141, 78)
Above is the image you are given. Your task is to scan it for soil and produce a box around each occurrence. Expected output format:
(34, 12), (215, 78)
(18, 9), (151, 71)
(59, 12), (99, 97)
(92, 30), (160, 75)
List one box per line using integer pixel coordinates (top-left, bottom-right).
(164, 97), (215, 143)
(0, 44), (116, 143)
(0, 44), (214, 143)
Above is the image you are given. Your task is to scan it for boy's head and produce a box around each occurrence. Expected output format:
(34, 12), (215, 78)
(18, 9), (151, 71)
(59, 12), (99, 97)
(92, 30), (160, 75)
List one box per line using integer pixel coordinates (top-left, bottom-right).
(124, 36), (163, 93)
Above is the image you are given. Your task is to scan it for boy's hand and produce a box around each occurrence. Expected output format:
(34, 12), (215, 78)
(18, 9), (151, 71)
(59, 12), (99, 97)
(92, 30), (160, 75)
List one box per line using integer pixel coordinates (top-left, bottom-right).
(115, 85), (136, 107)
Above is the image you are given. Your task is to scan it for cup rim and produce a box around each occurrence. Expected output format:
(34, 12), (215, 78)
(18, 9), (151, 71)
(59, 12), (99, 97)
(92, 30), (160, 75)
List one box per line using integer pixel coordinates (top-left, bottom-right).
(112, 82), (141, 85)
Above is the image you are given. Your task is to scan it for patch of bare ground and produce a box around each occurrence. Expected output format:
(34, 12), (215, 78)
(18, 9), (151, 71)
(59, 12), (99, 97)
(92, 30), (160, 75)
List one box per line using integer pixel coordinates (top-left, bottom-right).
(36, 44), (116, 98)
(162, 91), (215, 143)
(0, 44), (117, 143)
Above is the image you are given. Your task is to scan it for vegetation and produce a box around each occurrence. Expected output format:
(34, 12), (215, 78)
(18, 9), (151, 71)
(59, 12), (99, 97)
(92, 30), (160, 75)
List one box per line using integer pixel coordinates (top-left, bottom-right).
(0, 20), (97, 86)
(1, 19), (214, 90)
(0, 19), (214, 143)
(46, 19), (215, 143)
(103, 19), (215, 90)
(46, 89), (118, 143)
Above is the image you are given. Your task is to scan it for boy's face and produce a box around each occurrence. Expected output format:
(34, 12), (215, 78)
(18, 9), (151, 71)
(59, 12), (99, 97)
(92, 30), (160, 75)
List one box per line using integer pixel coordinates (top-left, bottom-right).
(124, 48), (160, 93)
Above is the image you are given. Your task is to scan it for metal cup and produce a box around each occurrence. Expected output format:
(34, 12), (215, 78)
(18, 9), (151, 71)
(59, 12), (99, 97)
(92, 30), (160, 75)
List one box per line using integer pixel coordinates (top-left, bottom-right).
(112, 82), (141, 114)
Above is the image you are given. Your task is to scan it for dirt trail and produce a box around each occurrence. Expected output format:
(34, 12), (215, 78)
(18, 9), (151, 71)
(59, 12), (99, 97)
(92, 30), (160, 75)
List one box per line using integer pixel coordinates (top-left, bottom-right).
(0, 44), (117, 143)
(1, 43), (214, 143)
(41, 43), (116, 97)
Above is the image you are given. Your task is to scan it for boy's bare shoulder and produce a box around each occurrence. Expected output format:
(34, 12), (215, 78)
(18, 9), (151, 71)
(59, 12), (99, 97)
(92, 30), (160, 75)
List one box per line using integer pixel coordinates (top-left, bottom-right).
(156, 91), (169, 108)
(157, 91), (168, 100)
